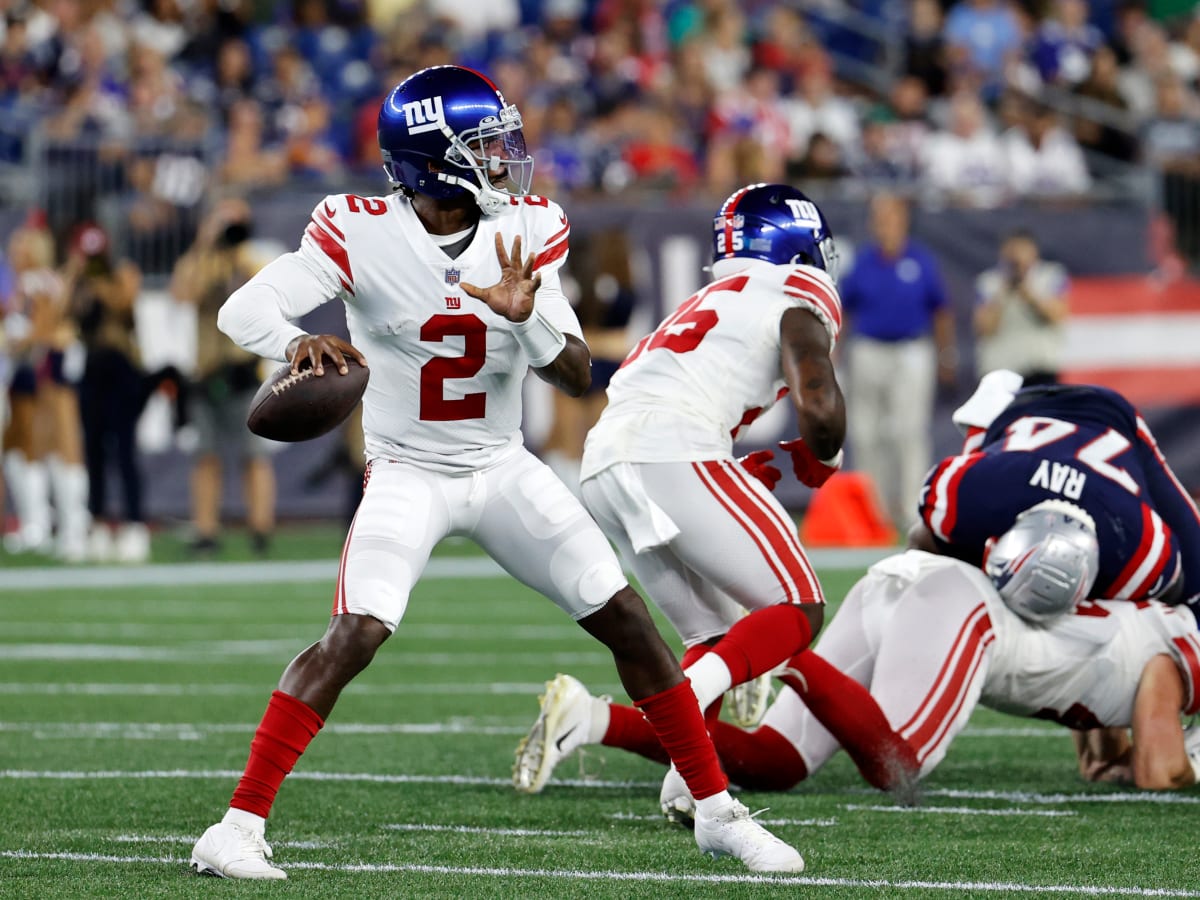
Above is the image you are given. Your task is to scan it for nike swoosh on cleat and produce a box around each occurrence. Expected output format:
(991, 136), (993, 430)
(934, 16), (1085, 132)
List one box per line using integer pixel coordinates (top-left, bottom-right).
(555, 725), (577, 752)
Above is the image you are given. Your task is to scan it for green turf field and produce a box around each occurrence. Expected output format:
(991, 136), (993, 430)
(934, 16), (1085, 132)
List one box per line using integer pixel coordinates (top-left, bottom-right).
(2, 543), (1199, 898)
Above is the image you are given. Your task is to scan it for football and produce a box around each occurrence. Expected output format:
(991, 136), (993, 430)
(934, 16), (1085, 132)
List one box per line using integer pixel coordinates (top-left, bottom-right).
(246, 358), (369, 442)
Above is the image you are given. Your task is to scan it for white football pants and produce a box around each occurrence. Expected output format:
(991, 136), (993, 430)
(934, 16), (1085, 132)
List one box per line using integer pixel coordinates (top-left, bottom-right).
(581, 459), (824, 647)
(335, 447), (627, 630)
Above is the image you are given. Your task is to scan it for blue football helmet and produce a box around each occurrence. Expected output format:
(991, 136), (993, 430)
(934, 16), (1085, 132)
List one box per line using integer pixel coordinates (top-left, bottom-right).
(378, 66), (535, 216)
(712, 183), (839, 281)
(983, 500), (1100, 625)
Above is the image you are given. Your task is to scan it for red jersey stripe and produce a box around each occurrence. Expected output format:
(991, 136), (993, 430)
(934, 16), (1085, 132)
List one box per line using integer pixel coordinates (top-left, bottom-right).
(305, 221), (355, 294)
(1172, 633), (1200, 715)
(534, 238), (569, 271)
(899, 604), (989, 738)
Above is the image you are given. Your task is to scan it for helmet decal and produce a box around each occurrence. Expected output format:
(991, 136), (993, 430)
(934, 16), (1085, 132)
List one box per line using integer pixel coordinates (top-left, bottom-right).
(710, 183), (839, 281)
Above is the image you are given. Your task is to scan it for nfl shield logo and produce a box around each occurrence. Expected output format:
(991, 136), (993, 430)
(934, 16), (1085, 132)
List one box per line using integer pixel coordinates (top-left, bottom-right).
(444, 268), (461, 286)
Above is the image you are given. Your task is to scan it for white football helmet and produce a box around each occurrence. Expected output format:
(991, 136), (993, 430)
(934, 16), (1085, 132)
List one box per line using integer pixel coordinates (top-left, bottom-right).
(983, 499), (1100, 625)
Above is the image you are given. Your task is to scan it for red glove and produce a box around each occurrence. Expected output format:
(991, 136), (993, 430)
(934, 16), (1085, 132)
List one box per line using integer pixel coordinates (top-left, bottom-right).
(779, 438), (843, 488)
(738, 449), (782, 492)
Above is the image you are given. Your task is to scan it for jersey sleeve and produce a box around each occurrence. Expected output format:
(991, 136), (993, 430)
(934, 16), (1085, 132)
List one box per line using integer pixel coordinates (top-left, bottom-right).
(216, 196), (348, 362)
(918, 452), (995, 556)
(528, 199), (582, 340)
(299, 195), (358, 297)
(781, 265), (843, 347)
(1134, 414), (1200, 606)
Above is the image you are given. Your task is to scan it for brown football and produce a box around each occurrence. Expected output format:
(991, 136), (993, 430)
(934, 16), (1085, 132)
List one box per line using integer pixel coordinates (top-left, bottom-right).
(246, 358), (369, 442)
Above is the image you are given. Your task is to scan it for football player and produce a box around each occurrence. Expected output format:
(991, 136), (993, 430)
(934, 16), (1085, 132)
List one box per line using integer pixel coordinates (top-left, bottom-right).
(517, 503), (1200, 809)
(912, 372), (1200, 611)
(190, 66), (804, 879)
(516, 183), (918, 801)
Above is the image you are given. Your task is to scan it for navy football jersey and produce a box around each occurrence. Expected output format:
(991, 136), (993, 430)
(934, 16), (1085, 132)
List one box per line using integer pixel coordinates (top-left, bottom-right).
(920, 385), (1200, 606)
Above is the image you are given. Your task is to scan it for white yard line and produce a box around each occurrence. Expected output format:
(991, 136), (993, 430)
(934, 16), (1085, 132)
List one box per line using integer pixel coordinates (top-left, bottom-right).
(384, 823), (589, 837)
(0, 547), (891, 592)
(0, 681), (559, 696)
(2, 850), (1197, 895)
(0, 768), (661, 790)
(0, 721), (527, 739)
(5, 768), (1198, 806)
(841, 804), (1076, 818)
(609, 812), (839, 827)
(111, 834), (336, 849)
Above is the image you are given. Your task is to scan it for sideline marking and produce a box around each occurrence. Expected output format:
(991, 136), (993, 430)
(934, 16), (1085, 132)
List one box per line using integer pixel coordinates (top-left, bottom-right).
(3, 850), (1198, 895)
(841, 804), (1076, 818)
(0, 547), (891, 592)
(384, 823), (589, 837)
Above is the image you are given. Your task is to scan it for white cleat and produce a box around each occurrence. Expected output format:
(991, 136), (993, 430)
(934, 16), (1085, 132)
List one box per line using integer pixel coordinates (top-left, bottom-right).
(728, 671), (773, 728)
(513, 673), (594, 794)
(694, 799), (805, 873)
(659, 765), (696, 827)
(190, 822), (287, 880)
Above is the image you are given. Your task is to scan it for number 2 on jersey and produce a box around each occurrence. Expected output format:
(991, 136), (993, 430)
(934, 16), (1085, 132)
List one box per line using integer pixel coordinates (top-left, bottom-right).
(621, 274), (747, 368)
(420, 314), (486, 421)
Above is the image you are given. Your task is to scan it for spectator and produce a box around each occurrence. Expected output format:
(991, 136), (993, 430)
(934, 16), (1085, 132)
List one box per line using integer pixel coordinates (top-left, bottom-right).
(943, 0), (1025, 97)
(1120, 20), (1176, 117)
(974, 229), (1070, 385)
(170, 198), (276, 556)
(789, 131), (849, 185)
(921, 91), (1009, 207)
(623, 104), (699, 194)
(883, 76), (934, 179)
(1002, 99), (1093, 197)
(1141, 74), (1200, 262)
(706, 66), (788, 195)
(698, 6), (749, 93)
(1073, 44), (1139, 162)
(218, 98), (288, 189)
(64, 223), (149, 563)
(1029, 0), (1106, 86)
(839, 193), (956, 532)
(783, 63), (860, 163)
(905, 0), (949, 97)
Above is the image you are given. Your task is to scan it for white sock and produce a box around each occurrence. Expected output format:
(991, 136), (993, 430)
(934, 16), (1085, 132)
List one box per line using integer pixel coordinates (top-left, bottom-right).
(695, 789), (735, 818)
(585, 696), (611, 744)
(19, 457), (51, 545)
(222, 807), (266, 834)
(3, 450), (30, 522)
(47, 456), (91, 550)
(684, 654), (732, 712)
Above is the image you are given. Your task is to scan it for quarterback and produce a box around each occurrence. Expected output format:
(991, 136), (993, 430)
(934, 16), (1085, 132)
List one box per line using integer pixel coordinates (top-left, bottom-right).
(515, 183), (916, 805)
(519, 506), (1200, 806)
(190, 66), (803, 879)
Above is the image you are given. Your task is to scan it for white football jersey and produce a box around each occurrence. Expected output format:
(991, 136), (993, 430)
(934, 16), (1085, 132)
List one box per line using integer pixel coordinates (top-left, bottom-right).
(221, 191), (579, 472)
(983, 597), (1200, 727)
(580, 258), (841, 477)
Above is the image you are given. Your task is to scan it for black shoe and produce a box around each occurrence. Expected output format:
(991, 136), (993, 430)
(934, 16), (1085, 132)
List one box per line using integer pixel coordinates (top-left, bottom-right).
(189, 535), (220, 556)
(250, 532), (271, 557)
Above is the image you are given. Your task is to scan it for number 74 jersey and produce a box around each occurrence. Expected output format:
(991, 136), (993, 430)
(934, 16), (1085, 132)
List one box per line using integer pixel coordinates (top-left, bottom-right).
(919, 385), (1200, 604)
(581, 259), (842, 477)
(294, 192), (580, 472)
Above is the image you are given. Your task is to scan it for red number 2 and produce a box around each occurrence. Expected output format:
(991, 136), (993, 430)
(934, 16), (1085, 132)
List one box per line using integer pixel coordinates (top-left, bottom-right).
(420, 314), (487, 421)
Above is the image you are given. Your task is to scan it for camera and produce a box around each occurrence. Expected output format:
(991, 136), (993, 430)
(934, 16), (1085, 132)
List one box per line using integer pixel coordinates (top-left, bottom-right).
(217, 221), (252, 248)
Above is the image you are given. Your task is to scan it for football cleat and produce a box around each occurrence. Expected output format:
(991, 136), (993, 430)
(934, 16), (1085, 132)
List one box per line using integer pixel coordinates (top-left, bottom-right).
(728, 671), (773, 728)
(512, 673), (594, 794)
(694, 799), (805, 873)
(190, 822), (287, 880)
(659, 765), (696, 827)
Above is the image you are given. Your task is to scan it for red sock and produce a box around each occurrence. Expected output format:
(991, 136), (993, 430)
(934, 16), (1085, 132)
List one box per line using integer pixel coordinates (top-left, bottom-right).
(782, 651), (918, 791)
(230, 691), (325, 818)
(601, 703), (670, 764)
(634, 679), (727, 800)
(713, 722), (808, 792)
(681, 644), (724, 729)
(711, 604), (813, 684)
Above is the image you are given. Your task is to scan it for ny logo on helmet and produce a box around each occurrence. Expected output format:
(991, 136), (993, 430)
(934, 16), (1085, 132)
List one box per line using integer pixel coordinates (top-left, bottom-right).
(402, 96), (445, 135)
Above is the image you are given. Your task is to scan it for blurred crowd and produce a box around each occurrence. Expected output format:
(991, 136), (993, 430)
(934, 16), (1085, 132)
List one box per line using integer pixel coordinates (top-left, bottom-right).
(0, 0), (1196, 215)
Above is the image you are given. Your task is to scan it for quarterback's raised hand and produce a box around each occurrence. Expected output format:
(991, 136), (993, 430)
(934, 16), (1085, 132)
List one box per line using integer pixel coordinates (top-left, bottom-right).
(286, 333), (368, 376)
(779, 437), (843, 489)
(738, 449), (783, 492)
(462, 233), (542, 322)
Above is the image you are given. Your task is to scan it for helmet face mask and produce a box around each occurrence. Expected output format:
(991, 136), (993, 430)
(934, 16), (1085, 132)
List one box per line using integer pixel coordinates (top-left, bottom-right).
(379, 66), (535, 216)
(711, 183), (839, 282)
(984, 500), (1100, 625)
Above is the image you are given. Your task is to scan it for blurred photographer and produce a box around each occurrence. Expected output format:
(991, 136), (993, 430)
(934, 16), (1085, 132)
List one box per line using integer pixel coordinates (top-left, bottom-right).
(171, 198), (275, 555)
(973, 231), (1070, 385)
